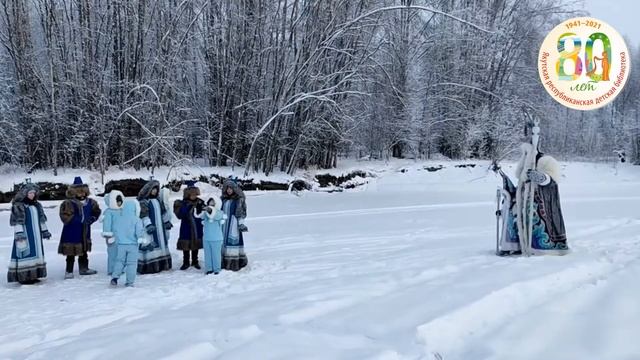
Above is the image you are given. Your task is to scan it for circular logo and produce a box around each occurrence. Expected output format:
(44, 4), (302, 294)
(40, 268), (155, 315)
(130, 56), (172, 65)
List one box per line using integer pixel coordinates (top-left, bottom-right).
(538, 17), (630, 110)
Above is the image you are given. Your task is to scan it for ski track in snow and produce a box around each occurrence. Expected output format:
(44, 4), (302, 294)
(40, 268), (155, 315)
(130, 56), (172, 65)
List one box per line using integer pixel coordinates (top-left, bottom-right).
(415, 218), (640, 360)
(249, 195), (640, 222)
(1, 161), (640, 359)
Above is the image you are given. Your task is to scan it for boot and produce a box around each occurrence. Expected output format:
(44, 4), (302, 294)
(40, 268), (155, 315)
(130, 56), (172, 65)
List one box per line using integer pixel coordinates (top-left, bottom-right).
(65, 272), (74, 279)
(78, 254), (97, 275)
(19, 279), (40, 285)
(110, 278), (118, 287)
(180, 251), (190, 270)
(191, 250), (201, 270)
(65, 256), (75, 274)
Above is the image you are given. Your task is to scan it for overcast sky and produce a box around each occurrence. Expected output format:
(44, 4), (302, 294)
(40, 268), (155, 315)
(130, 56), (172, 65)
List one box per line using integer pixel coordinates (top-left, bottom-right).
(583, 0), (639, 47)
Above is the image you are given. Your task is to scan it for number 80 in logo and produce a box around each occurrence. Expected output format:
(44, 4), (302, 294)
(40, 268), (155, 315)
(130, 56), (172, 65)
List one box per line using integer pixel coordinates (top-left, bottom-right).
(557, 32), (611, 82)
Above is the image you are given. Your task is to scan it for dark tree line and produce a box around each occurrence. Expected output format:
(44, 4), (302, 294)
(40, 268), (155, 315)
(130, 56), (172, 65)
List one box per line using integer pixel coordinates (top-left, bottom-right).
(0, 0), (637, 177)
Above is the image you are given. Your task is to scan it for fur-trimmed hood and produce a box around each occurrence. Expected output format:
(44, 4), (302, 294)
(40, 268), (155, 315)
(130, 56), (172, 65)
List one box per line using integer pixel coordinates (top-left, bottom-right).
(536, 155), (561, 183)
(138, 180), (160, 200)
(104, 190), (140, 217)
(221, 180), (245, 200)
(10, 183), (46, 226)
(13, 183), (40, 203)
(205, 197), (222, 211)
(104, 190), (125, 210)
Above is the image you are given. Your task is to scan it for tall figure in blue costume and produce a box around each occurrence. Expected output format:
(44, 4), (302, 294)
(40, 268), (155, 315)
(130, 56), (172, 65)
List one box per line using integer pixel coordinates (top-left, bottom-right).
(173, 181), (205, 270)
(58, 176), (101, 278)
(8, 182), (50, 284)
(513, 144), (569, 255)
(137, 180), (173, 274)
(496, 122), (569, 256)
(220, 179), (248, 271)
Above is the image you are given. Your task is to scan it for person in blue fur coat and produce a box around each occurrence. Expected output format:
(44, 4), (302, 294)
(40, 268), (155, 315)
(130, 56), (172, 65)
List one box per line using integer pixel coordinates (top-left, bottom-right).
(58, 176), (101, 279)
(102, 190), (147, 287)
(220, 180), (248, 271)
(173, 181), (205, 270)
(195, 198), (227, 275)
(137, 180), (173, 274)
(8, 181), (50, 284)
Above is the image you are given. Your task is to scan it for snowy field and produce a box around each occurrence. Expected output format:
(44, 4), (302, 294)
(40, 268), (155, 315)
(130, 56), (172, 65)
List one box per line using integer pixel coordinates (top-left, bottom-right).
(1, 160), (640, 360)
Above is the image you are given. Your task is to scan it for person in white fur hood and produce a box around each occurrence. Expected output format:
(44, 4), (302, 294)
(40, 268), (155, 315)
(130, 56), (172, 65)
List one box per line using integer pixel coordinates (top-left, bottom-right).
(102, 190), (147, 287)
(499, 142), (569, 256)
(195, 198), (227, 275)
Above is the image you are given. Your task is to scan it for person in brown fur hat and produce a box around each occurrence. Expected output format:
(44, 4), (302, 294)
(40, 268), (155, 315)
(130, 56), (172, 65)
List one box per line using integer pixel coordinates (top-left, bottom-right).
(58, 176), (101, 278)
(173, 181), (205, 270)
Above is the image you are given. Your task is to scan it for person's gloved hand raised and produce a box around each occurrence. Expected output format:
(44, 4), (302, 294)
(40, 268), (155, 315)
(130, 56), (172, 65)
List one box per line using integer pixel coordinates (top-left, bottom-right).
(526, 169), (549, 185)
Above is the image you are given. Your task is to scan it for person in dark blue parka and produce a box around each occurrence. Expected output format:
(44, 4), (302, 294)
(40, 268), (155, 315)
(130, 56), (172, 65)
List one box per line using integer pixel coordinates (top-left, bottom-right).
(173, 181), (205, 270)
(58, 176), (101, 278)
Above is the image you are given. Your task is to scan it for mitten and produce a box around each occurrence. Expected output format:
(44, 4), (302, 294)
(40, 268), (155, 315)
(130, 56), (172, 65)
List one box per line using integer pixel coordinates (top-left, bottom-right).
(41, 230), (52, 239)
(15, 231), (27, 242)
(526, 169), (549, 185)
(164, 221), (173, 230)
(15, 239), (28, 251)
(145, 224), (156, 235)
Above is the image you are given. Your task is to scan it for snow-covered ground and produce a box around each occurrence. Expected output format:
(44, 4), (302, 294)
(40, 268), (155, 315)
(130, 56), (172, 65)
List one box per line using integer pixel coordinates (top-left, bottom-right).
(1, 159), (639, 360)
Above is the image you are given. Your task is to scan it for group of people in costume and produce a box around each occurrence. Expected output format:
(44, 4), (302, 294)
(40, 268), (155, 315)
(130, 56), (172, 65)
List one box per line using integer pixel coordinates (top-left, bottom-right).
(7, 177), (249, 286)
(7, 121), (569, 285)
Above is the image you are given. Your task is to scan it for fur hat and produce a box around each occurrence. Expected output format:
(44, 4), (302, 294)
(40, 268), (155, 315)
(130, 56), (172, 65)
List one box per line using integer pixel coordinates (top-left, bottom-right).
(183, 180), (200, 199)
(221, 179), (245, 200)
(13, 182), (40, 203)
(138, 180), (161, 200)
(67, 176), (90, 198)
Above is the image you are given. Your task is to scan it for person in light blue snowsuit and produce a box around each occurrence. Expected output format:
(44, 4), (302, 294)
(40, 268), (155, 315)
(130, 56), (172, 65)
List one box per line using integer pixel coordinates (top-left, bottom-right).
(195, 198), (227, 275)
(102, 190), (123, 276)
(102, 191), (146, 287)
